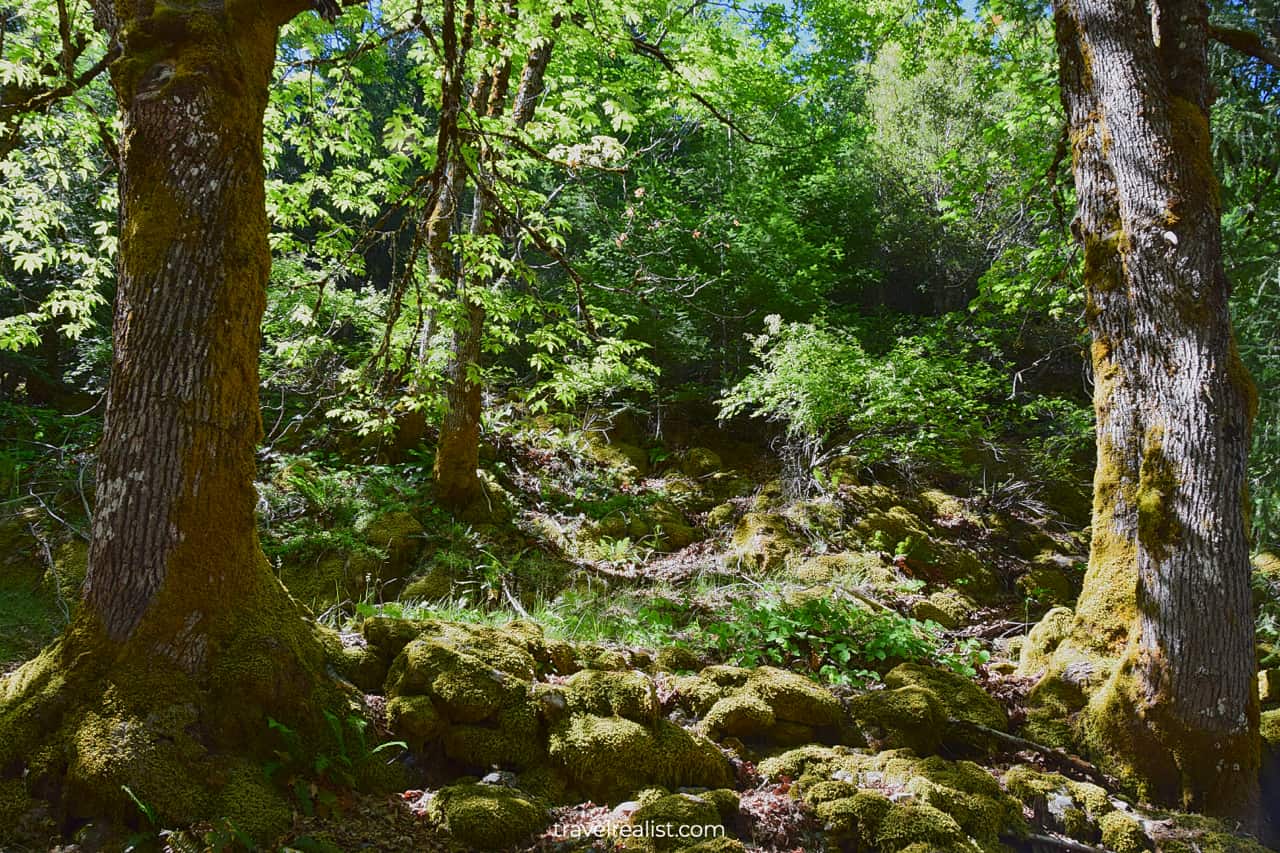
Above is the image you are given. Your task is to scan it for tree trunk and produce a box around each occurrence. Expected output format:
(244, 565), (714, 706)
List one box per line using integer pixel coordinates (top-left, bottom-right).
(1053, 0), (1260, 820)
(0, 1), (352, 839)
(432, 35), (553, 511)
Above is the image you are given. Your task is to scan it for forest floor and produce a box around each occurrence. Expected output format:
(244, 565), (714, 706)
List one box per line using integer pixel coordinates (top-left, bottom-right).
(2, 406), (1278, 852)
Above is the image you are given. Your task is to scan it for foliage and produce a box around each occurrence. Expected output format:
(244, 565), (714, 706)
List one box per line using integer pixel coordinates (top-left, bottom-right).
(265, 712), (405, 817)
(701, 594), (989, 686)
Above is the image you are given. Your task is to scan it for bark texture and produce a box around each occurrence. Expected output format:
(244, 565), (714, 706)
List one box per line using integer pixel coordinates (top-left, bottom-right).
(0, 1), (354, 839)
(1054, 0), (1260, 819)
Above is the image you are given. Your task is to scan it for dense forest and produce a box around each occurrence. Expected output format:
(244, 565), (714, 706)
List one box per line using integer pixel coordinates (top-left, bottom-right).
(1, 0), (1279, 850)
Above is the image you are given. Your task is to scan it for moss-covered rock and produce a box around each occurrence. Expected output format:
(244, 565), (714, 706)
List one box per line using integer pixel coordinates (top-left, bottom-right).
(847, 685), (945, 754)
(746, 666), (845, 728)
(442, 702), (543, 768)
(1001, 765), (1110, 842)
(357, 510), (424, 579)
(386, 693), (446, 748)
(655, 646), (702, 673)
(560, 669), (660, 723)
(672, 674), (729, 716)
(879, 754), (1025, 846)
(548, 715), (734, 803)
(703, 692), (775, 739)
(682, 447), (723, 478)
(882, 663), (1007, 752)
(1016, 565), (1076, 608)
(910, 590), (973, 629)
(874, 801), (967, 852)
(790, 551), (896, 587)
(1099, 810), (1151, 853)
(215, 762), (293, 845)
(726, 513), (798, 573)
(427, 782), (549, 850)
(621, 792), (727, 852)
(1016, 606), (1075, 676)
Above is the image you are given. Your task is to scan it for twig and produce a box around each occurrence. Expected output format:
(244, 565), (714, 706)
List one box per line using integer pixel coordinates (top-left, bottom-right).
(1007, 832), (1108, 853)
(948, 718), (1115, 789)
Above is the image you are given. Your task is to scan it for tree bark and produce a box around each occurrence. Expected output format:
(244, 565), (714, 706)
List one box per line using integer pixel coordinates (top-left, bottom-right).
(432, 31), (554, 510)
(1053, 0), (1261, 821)
(0, 0), (353, 838)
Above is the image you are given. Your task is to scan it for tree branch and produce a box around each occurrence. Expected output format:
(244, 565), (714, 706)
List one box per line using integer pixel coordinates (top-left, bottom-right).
(1209, 24), (1280, 71)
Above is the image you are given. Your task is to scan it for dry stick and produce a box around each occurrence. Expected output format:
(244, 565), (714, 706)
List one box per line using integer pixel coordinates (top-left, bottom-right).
(1006, 832), (1108, 853)
(947, 718), (1115, 789)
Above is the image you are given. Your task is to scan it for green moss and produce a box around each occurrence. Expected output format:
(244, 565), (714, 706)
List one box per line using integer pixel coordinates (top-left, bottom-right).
(701, 788), (740, 824)
(727, 513), (799, 573)
(1135, 428), (1181, 562)
(560, 669), (659, 723)
(874, 801), (967, 852)
(910, 590), (973, 629)
(622, 792), (726, 852)
(215, 763), (292, 845)
(756, 744), (844, 781)
(803, 779), (859, 806)
(881, 755), (1025, 845)
(883, 662), (1008, 737)
(442, 702), (544, 769)
(427, 782), (549, 850)
(672, 674), (729, 716)
(1016, 566), (1076, 607)
(1020, 672), (1087, 750)
(1261, 708), (1280, 748)
(1099, 810), (1150, 853)
(848, 685), (945, 754)
(682, 447), (723, 478)
(745, 666), (844, 728)
(0, 779), (37, 844)
(704, 692), (775, 739)
(1016, 607), (1075, 676)
(549, 715), (733, 803)
(655, 646), (702, 673)
(386, 694), (446, 748)
(790, 551), (894, 587)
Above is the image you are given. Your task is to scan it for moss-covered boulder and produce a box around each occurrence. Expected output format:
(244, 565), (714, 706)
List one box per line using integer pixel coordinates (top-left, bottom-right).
(427, 782), (549, 851)
(726, 513), (799, 573)
(548, 714), (733, 803)
(882, 663), (1008, 752)
(681, 447), (723, 478)
(694, 666), (849, 746)
(1098, 810), (1151, 853)
(620, 792), (727, 852)
(790, 551), (896, 588)
(874, 802), (968, 852)
(847, 686), (946, 754)
(214, 762), (293, 845)
(655, 646), (702, 673)
(559, 669), (660, 723)
(815, 790), (891, 844)
(1002, 764), (1111, 843)
(878, 754), (1025, 847)
(1016, 564), (1077, 608)
(357, 510), (424, 580)
(910, 590), (974, 629)
(1016, 606), (1075, 676)
(588, 437), (651, 480)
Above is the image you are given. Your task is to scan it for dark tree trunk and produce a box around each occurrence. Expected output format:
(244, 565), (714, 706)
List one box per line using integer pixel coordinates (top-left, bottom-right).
(1053, 0), (1260, 821)
(0, 0), (352, 838)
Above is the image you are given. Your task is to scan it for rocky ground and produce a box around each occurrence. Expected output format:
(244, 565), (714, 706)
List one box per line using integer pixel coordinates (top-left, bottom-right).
(2, 410), (1277, 851)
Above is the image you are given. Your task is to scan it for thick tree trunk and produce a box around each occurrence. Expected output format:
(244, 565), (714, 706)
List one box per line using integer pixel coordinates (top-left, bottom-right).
(1053, 0), (1260, 820)
(0, 1), (352, 840)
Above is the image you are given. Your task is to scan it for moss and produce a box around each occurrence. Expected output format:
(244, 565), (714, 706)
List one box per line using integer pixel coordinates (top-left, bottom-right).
(356, 510), (424, 579)
(330, 642), (388, 693)
(790, 551), (895, 587)
(548, 715), (734, 803)
(803, 779), (859, 806)
(910, 590), (973, 629)
(1134, 428), (1181, 562)
(726, 513), (799, 573)
(756, 744), (844, 781)
(701, 788), (740, 824)
(1099, 810), (1150, 853)
(847, 685), (945, 754)
(745, 666), (844, 728)
(682, 838), (745, 852)
(427, 782), (549, 850)
(1261, 707), (1280, 748)
(622, 792), (726, 852)
(655, 646), (702, 673)
(0, 779), (38, 844)
(561, 669), (660, 723)
(882, 755), (1025, 845)
(767, 720), (822, 747)
(1016, 606), (1075, 676)
(703, 692), (775, 739)
(1016, 566), (1076, 607)
(700, 665), (752, 688)
(388, 638), (527, 722)
(706, 502), (738, 529)
(672, 674), (728, 716)
(874, 801), (967, 852)
(215, 763), (292, 845)
(442, 702), (544, 769)
(386, 694), (446, 748)
(1021, 674), (1087, 751)
(682, 447), (723, 478)
(883, 662), (1008, 738)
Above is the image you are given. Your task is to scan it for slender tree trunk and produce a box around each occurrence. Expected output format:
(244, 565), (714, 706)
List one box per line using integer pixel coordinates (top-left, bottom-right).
(0, 1), (351, 837)
(433, 35), (553, 510)
(1053, 0), (1260, 820)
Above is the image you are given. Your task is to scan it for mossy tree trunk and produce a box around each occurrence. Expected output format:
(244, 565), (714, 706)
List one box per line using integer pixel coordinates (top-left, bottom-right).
(1055, 0), (1260, 821)
(0, 0), (355, 838)
(432, 22), (555, 510)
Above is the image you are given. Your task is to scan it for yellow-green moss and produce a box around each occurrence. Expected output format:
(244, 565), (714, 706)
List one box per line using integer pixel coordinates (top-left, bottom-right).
(848, 685), (945, 754)
(727, 513), (799, 573)
(386, 694), (446, 748)
(560, 669), (660, 723)
(815, 790), (891, 841)
(883, 662), (1008, 743)
(880, 755), (1025, 846)
(214, 763), (292, 845)
(1135, 427), (1181, 562)
(874, 801), (967, 852)
(442, 702), (544, 769)
(1099, 810), (1150, 853)
(703, 692), (775, 739)
(655, 646), (702, 673)
(427, 782), (549, 850)
(621, 792), (726, 852)
(548, 714), (733, 803)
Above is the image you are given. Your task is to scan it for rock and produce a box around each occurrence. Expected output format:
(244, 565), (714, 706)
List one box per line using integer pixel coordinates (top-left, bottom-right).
(910, 590), (973, 629)
(386, 694), (446, 748)
(1259, 669), (1280, 706)
(847, 686), (945, 755)
(622, 792), (726, 852)
(706, 502), (738, 529)
(588, 437), (650, 480)
(655, 646), (702, 672)
(1098, 810), (1151, 853)
(704, 693), (775, 739)
(357, 510), (424, 580)
(427, 782), (549, 851)
(726, 512), (798, 573)
(559, 669), (660, 723)
(548, 715), (733, 803)
(681, 447), (723, 478)
(1002, 765), (1111, 843)
(1017, 606), (1075, 676)
(875, 802), (967, 851)
(1016, 565), (1076, 607)
(882, 663), (1008, 751)
(877, 754), (1025, 847)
